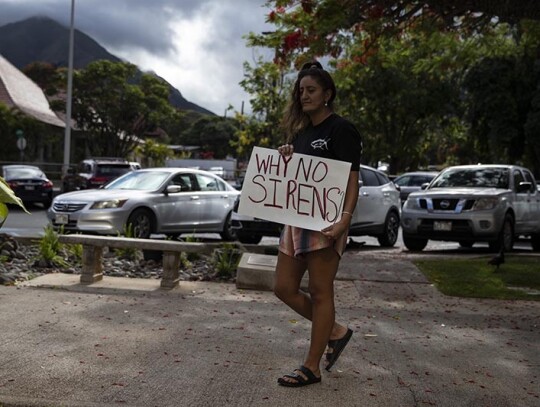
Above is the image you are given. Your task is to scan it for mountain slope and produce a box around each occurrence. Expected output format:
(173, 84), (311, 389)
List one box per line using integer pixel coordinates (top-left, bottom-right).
(0, 16), (214, 115)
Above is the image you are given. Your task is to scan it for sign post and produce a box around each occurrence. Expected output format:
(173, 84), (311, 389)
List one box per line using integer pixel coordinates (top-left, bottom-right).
(15, 129), (26, 162)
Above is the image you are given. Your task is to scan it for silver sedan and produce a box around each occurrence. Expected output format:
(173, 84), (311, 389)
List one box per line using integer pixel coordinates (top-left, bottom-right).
(47, 168), (240, 240)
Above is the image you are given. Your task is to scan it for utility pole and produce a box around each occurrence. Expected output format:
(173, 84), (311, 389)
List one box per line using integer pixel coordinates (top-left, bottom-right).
(63, 0), (75, 176)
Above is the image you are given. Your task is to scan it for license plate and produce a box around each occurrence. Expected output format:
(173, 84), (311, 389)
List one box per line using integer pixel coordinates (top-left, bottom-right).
(55, 214), (69, 225)
(433, 221), (452, 231)
(25, 186), (35, 190)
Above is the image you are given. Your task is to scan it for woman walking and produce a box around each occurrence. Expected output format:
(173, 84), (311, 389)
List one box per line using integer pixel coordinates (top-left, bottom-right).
(275, 61), (363, 387)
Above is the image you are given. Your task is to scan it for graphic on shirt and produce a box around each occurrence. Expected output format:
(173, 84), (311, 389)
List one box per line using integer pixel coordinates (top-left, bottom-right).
(311, 137), (330, 151)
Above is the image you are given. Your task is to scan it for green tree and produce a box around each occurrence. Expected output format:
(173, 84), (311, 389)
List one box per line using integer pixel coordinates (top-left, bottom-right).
(0, 104), (58, 163)
(232, 59), (290, 159)
(134, 139), (173, 167)
(183, 116), (238, 158)
(258, 1), (540, 66)
(22, 62), (64, 96)
(241, 2), (540, 173)
(463, 22), (540, 174)
(70, 60), (176, 157)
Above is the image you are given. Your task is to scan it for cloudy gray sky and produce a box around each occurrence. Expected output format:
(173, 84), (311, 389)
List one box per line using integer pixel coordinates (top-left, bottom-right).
(0, 0), (274, 115)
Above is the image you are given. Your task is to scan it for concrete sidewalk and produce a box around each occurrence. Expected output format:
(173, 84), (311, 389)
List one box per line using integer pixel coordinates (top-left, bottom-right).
(0, 251), (539, 407)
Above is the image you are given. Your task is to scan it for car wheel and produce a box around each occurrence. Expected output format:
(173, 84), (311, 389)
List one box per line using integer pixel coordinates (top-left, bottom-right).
(488, 213), (514, 253)
(376, 211), (399, 247)
(237, 233), (263, 244)
(220, 212), (237, 241)
(458, 241), (474, 248)
(126, 209), (154, 239)
(531, 234), (540, 251)
(403, 235), (428, 251)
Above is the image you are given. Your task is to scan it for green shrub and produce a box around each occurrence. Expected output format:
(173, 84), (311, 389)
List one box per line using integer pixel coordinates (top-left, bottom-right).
(212, 243), (242, 278)
(183, 234), (201, 261)
(64, 242), (83, 265)
(114, 224), (141, 261)
(36, 225), (69, 268)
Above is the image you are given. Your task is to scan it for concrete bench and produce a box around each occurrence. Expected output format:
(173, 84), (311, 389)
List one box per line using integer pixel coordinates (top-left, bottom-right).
(236, 253), (308, 291)
(58, 234), (222, 289)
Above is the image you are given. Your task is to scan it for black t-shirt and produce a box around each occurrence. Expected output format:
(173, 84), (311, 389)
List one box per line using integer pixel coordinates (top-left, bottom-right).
(291, 113), (362, 171)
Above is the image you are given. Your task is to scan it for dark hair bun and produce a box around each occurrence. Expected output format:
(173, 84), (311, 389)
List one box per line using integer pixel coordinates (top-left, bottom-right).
(299, 61), (323, 71)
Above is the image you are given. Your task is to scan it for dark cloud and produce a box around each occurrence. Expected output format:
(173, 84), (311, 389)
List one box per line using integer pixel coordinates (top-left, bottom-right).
(0, 0), (273, 114)
(0, 0), (215, 57)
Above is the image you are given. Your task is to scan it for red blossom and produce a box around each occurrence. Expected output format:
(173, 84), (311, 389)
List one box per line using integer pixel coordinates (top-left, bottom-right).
(283, 30), (302, 51)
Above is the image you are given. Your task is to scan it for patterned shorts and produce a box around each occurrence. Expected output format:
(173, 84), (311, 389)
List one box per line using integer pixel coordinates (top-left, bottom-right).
(279, 225), (348, 259)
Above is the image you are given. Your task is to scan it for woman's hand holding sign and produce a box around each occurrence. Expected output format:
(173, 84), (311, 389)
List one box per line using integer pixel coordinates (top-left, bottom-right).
(321, 170), (359, 240)
(278, 144), (294, 157)
(321, 213), (351, 240)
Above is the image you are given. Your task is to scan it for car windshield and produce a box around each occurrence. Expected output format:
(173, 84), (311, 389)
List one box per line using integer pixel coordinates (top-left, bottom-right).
(105, 171), (170, 190)
(4, 167), (45, 179)
(430, 167), (509, 189)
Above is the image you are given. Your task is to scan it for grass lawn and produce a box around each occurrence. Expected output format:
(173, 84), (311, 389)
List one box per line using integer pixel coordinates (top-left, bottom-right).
(413, 255), (540, 301)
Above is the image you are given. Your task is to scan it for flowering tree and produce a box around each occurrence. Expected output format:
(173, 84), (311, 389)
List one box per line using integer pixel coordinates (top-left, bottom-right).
(239, 1), (540, 173)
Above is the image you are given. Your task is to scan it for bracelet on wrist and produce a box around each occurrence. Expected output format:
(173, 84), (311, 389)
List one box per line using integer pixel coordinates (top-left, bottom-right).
(342, 211), (353, 217)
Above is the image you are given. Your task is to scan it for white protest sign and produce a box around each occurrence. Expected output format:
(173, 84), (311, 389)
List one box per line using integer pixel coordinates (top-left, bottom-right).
(238, 146), (351, 231)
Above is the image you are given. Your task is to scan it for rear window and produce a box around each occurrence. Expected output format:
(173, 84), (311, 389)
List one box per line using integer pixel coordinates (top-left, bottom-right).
(4, 167), (45, 179)
(96, 164), (132, 177)
(360, 168), (381, 187)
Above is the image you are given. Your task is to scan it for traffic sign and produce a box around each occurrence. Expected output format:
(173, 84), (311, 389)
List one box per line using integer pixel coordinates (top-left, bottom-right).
(16, 137), (27, 151)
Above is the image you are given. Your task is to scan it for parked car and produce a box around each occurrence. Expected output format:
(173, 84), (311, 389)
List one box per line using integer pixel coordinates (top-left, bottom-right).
(1, 164), (54, 207)
(232, 164), (401, 247)
(392, 171), (439, 203)
(48, 168), (240, 240)
(62, 158), (137, 192)
(401, 164), (540, 252)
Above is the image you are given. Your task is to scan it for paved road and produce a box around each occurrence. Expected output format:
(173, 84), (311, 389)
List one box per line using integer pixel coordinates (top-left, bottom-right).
(3, 205), (535, 254)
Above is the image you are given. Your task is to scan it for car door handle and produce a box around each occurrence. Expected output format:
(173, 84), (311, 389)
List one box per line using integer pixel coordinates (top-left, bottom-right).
(220, 195), (229, 199)
(190, 196), (200, 200)
(361, 191), (369, 196)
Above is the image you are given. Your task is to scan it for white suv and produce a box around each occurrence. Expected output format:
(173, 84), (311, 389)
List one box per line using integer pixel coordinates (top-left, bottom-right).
(401, 164), (540, 252)
(232, 165), (402, 247)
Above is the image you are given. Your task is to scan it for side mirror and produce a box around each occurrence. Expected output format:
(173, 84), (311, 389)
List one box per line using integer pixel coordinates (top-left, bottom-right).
(421, 182), (429, 190)
(517, 181), (532, 193)
(166, 185), (182, 194)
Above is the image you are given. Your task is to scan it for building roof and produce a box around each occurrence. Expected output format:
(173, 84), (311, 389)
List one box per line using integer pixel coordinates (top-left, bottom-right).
(0, 54), (65, 128)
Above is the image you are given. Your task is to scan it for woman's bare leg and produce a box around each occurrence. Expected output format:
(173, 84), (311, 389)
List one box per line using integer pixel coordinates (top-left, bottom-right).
(274, 251), (310, 318)
(300, 247), (341, 375)
(275, 249), (348, 383)
(274, 251), (348, 336)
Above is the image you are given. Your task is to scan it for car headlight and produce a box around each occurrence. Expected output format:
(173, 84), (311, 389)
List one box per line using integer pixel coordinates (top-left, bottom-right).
(472, 197), (499, 211)
(90, 199), (127, 209)
(403, 197), (421, 210)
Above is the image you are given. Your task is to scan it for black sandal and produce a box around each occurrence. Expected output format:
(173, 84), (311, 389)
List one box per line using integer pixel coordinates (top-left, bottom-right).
(325, 328), (353, 371)
(277, 365), (321, 387)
